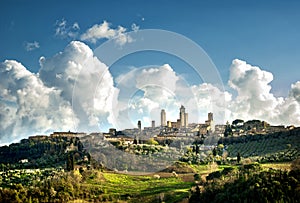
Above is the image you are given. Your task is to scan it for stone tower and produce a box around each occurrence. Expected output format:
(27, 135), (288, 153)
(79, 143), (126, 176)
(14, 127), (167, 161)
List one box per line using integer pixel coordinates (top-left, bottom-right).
(180, 105), (187, 128)
(161, 109), (166, 127)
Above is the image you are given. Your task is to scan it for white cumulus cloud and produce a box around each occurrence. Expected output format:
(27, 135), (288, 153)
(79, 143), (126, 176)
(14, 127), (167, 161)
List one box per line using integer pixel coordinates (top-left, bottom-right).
(80, 21), (133, 46)
(228, 59), (300, 125)
(0, 60), (78, 144)
(113, 64), (230, 128)
(39, 41), (118, 132)
(290, 81), (300, 103)
(113, 65), (180, 128)
(0, 41), (119, 144)
(190, 83), (232, 124)
(113, 60), (300, 127)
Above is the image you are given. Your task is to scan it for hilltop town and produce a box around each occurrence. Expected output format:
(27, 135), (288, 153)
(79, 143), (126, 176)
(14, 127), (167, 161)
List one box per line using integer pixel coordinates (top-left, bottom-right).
(26, 105), (294, 146)
(3, 104), (294, 172)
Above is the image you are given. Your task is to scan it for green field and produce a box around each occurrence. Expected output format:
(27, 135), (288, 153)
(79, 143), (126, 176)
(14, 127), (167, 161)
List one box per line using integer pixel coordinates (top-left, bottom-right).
(81, 171), (193, 202)
(0, 168), (195, 203)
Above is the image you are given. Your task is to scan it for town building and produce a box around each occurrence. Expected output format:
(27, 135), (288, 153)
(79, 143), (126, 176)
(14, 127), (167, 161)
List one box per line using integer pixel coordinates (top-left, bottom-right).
(179, 105), (188, 128)
(152, 120), (155, 128)
(137, 120), (141, 131)
(161, 109), (166, 127)
(167, 121), (172, 128)
(205, 112), (215, 132)
(162, 105), (188, 129)
(109, 128), (117, 136)
(50, 131), (86, 138)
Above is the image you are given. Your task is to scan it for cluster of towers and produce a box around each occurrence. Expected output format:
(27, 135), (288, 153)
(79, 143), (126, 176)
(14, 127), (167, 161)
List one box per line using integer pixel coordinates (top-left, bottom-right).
(136, 105), (214, 133)
(161, 105), (188, 129)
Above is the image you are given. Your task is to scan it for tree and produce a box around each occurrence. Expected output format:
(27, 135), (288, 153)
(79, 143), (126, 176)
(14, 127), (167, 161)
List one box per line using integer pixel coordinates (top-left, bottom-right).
(224, 121), (233, 137)
(147, 138), (158, 145)
(195, 145), (200, 154)
(232, 119), (244, 126)
(77, 141), (84, 152)
(66, 153), (74, 171)
(213, 148), (217, 157)
(237, 152), (241, 164)
(194, 173), (201, 181)
(218, 144), (224, 150)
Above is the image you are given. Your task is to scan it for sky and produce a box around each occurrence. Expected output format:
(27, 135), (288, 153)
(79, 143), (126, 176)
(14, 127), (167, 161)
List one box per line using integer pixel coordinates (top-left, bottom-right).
(0, 0), (300, 144)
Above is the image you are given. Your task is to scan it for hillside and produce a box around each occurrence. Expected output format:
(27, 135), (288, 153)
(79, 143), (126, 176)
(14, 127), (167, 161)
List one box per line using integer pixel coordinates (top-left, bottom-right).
(1, 127), (299, 170)
(0, 129), (300, 202)
(219, 127), (300, 162)
(0, 136), (89, 170)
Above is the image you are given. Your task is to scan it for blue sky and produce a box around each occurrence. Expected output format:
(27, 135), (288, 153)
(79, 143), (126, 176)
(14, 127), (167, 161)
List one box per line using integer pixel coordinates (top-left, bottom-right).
(1, 0), (300, 95)
(1, 0), (300, 144)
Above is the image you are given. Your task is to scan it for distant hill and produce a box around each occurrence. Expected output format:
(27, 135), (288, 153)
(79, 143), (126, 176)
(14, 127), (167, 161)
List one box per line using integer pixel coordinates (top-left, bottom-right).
(0, 136), (89, 170)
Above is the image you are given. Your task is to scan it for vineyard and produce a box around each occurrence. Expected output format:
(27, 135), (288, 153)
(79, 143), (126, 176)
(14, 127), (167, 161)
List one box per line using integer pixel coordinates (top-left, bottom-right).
(220, 127), (300, 162)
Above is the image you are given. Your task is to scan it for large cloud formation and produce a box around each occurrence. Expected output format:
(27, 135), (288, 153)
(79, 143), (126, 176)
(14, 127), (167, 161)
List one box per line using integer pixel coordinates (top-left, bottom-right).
(0, 41), (299, 145)
(228, 59), (300, 125)
(0, 60), (77, 144)
(113, 59), (300, 129)
(0, 41), (118, 145)
(113, 64), (182, 128)
(113, 64), (231, 128)
(39, 41), (118, 132)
